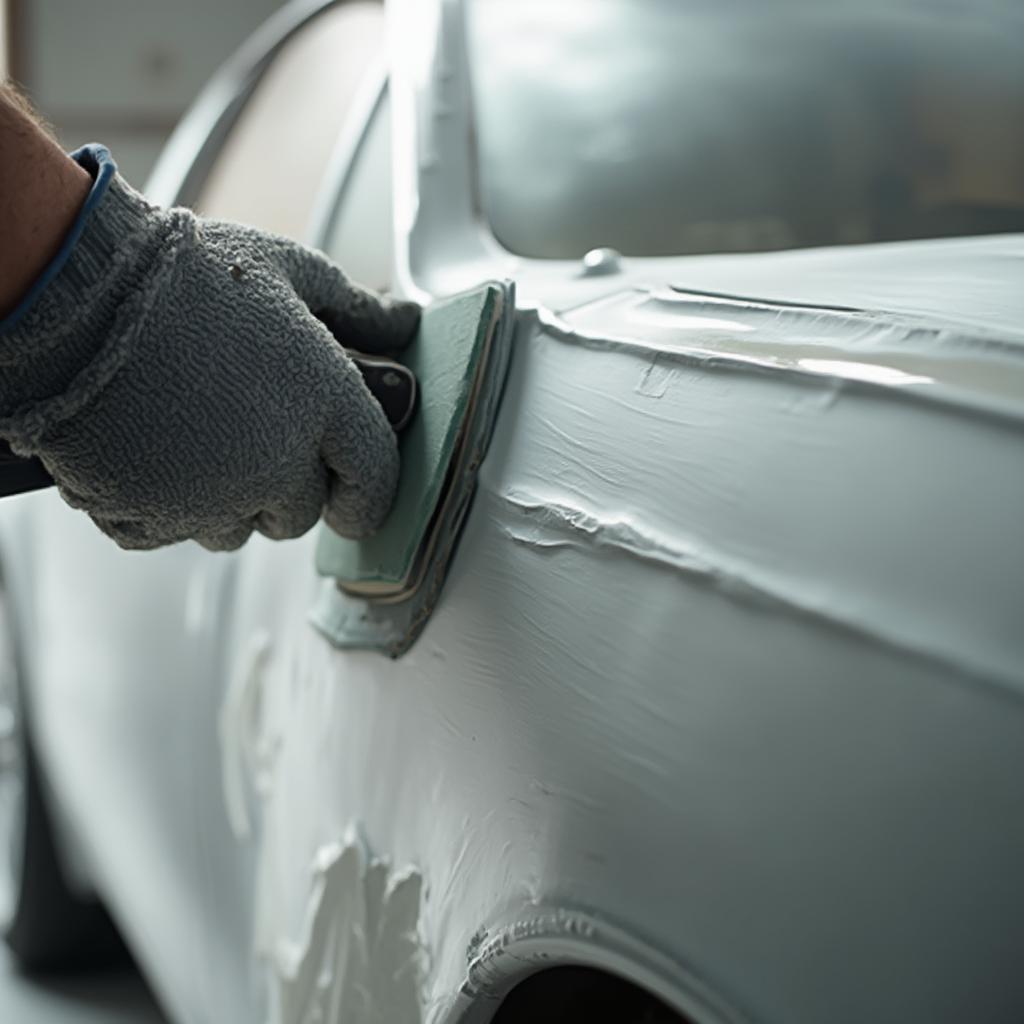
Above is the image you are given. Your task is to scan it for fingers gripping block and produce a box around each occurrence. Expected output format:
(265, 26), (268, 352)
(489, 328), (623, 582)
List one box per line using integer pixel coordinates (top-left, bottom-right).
(311, 281), (515, 657)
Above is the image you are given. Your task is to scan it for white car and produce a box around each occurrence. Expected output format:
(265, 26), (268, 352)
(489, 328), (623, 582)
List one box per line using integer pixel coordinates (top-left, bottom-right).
(2, 1), (1023, 1022)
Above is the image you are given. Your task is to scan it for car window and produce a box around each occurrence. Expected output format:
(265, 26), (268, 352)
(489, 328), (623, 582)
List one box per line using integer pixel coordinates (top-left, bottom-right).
(320, 88), (393, 292)
(194, 1), (385, 239)
(466, 0), (1024, 258)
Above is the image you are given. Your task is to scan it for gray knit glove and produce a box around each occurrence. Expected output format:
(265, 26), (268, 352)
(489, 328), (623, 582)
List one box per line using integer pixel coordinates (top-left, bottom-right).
(0, 145), (419, 551)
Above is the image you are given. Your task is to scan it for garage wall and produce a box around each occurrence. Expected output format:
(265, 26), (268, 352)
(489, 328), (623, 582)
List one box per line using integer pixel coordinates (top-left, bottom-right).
(8, 0), (286, 186)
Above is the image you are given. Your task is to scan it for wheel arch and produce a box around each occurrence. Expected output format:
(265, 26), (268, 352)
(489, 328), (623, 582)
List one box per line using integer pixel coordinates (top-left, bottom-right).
(439, 905), (748, 1024)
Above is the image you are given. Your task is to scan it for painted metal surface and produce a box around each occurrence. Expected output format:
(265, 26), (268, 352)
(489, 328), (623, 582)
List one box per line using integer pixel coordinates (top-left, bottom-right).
(0, 1), (1022, 1023)
(0, 587), (25, 929)
(191, 2), (386, 236)
(5, 242), (1023, 1021)
(145, 0), (348, 209)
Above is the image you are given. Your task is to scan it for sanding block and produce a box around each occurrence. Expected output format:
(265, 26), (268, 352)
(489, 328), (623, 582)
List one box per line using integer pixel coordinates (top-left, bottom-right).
(312, 280), (515, 654)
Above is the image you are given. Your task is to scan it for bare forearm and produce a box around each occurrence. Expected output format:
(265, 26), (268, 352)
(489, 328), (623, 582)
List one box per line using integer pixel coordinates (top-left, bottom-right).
(0, 82), (92, 319)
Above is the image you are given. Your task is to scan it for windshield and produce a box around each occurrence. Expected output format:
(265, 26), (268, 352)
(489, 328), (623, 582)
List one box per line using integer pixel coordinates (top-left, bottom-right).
(466, 0), (1024, 258)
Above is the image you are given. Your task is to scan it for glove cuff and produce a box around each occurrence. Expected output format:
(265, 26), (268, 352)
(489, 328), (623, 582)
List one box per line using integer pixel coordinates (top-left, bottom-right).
(48, 145), (157, 307)
(0, 145), (172, 447)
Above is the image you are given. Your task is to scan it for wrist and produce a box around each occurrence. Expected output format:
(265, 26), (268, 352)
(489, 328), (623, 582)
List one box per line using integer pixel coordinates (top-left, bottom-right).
(0, 90), (93, 319)
(0, 146), (171, 443)
(0, 145), (119, 328)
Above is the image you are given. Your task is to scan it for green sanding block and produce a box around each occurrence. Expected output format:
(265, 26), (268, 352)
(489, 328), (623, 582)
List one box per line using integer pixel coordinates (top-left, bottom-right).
(315, 282), (513, 624)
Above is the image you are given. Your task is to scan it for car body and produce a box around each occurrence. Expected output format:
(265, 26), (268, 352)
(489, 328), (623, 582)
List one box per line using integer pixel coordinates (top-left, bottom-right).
(1, 1), (1023, 1022)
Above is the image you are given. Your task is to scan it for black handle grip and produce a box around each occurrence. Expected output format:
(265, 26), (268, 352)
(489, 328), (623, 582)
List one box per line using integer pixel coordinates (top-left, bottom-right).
(347, 351), (418, 433)
(0, 441), (54, 497)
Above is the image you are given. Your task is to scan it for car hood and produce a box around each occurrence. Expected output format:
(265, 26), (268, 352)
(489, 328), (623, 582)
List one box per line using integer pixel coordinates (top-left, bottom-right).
(662, 232), (1024, 343)
(515, 233), (1024, 422)
(517, 232), (1021, 337)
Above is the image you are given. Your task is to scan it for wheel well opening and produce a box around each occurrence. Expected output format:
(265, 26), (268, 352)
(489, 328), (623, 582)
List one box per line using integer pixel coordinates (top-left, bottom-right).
(489, 965), (693, 1024)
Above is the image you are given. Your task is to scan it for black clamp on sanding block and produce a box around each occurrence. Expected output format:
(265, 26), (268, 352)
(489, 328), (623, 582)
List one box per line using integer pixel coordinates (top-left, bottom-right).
(312, 279), (515, 656)
(348, 352), (418, 433)
(0, 442), (51, 499)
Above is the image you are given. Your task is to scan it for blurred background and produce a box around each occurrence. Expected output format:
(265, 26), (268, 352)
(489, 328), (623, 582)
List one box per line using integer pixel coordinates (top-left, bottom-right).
(2, 0), (286, 184)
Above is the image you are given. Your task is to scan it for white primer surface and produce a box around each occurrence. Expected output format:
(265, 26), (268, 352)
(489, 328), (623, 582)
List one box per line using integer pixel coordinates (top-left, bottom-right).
(210, 261), (1023, 1023)
(3, 246), (1024, 1024)
(269, 833), (424, 1024)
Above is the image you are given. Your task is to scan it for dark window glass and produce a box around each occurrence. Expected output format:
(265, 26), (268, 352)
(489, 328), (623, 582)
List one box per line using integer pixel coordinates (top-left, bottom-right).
(466, 0), (1024, 257)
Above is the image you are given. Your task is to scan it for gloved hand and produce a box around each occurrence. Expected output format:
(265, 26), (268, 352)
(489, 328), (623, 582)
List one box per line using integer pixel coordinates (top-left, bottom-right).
(0, 145), (420, 551)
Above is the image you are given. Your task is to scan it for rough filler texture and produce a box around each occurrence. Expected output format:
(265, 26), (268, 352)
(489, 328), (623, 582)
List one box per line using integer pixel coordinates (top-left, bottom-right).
(0, 146), (419, 550)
